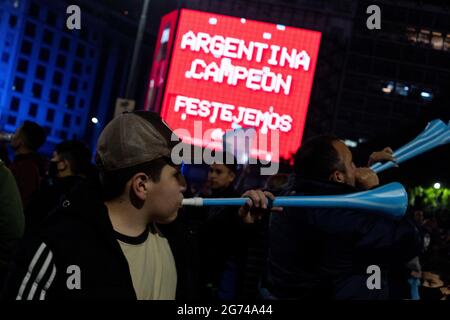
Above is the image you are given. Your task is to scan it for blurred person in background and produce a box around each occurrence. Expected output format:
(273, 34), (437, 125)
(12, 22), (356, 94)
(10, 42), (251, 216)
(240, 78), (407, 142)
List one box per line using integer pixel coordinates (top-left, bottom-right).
(24, 140), (99, 233)
(420, 258), (450, 300)
(8, 121), (47, 208)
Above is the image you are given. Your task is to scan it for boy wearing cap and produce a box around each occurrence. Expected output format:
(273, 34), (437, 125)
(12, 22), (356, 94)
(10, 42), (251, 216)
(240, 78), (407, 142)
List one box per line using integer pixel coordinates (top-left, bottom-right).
(1, 112), (273, 300)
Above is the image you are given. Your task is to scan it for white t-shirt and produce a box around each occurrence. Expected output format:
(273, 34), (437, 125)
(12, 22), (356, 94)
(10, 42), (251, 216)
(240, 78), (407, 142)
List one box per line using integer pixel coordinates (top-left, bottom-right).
(117, 223), (177, 300)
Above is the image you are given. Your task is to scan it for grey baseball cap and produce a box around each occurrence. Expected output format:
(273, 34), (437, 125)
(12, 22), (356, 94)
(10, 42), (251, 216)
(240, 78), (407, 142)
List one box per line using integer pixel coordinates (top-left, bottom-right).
(96, 111), (179, 172)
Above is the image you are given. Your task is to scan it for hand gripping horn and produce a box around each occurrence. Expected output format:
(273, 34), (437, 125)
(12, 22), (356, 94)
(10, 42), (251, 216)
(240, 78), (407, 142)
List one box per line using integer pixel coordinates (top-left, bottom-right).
(371, 119), (449, 173)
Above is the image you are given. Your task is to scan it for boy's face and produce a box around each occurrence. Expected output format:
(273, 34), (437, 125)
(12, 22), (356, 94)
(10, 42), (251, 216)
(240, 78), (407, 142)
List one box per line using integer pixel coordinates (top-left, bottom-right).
(50, 151), (71, 178)
(208, 163), (235, 190)
(147, 164), (185, 224)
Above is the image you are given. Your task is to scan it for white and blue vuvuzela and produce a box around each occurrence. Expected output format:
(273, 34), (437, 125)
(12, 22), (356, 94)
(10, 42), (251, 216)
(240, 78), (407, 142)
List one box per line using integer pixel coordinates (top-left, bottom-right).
(370, 119), (450, 174)
(182, 182), (408, 218)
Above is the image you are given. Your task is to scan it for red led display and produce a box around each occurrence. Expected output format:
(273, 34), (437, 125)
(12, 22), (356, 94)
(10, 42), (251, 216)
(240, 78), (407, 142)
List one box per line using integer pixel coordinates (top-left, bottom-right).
(158, 9), (321, 161)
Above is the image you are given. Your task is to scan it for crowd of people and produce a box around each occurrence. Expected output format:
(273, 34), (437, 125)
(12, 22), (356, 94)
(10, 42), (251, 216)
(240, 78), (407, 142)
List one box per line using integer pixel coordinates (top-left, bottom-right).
(0, 112), (448, 300)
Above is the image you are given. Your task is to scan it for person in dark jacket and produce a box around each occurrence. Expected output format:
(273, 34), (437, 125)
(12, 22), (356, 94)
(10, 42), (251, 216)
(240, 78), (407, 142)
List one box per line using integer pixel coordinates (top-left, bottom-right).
(8, 121), (47, 208)
(25, 140), (100, 233)
(200, 159), (243, 300)
(179, 156), (250, 300)
(1, 112), (274, 300)
(266, 135), (422, 300)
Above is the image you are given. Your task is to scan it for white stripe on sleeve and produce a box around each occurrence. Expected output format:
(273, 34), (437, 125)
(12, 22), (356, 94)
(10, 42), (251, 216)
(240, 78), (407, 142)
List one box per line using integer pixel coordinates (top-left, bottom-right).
(39, 264), (57, 300)
(16, 242), (47, 300)
(26, 250), (53, 300)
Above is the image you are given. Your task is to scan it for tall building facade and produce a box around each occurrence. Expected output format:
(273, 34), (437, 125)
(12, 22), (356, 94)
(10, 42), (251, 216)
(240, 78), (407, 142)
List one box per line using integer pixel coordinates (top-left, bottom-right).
(0, 0), (147, 155)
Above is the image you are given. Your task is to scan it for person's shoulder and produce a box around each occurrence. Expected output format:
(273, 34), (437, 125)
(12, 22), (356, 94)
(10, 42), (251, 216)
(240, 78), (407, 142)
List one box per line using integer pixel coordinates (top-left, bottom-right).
(33, 198), (107, 241)
(25, 198), (111, 250)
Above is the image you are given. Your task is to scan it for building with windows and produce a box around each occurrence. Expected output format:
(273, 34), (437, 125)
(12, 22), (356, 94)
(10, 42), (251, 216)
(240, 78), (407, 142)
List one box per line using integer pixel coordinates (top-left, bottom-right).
(337, 0), (450, 143)
(0, 0), (155, 155)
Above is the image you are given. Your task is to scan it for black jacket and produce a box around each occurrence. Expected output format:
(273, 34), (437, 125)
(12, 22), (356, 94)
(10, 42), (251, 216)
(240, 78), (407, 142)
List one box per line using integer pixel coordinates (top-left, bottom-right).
(2, 184), (250, 300)
(166, 185), (253, 300)
(24, 176), (94, 234)
(2, 192), (136, 300)
(267, 178), (422, 300)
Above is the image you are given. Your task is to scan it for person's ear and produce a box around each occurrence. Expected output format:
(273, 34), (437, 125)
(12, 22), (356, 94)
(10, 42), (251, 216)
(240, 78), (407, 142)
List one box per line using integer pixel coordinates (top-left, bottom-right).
(329, 170), (345, 183)
(130, 173), (151, 201)
(229, 171), (236, 182)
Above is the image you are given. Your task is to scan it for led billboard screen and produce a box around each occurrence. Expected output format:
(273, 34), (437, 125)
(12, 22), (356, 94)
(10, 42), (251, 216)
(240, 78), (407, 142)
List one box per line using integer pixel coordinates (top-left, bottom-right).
(158, 9), (321, 161)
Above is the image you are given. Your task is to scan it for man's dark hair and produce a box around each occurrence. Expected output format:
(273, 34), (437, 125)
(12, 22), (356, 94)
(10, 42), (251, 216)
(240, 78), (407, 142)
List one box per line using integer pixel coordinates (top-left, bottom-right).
(99, 157), (173, 201)
(21, 121), (47, 151)
(55, 140), (92, 176)
(294, 135), (345, 181)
